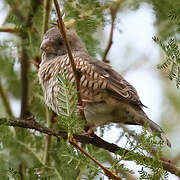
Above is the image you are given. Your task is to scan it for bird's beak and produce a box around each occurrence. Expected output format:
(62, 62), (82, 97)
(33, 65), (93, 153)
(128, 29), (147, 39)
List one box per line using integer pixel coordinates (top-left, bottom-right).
(40, 38), (51, 51)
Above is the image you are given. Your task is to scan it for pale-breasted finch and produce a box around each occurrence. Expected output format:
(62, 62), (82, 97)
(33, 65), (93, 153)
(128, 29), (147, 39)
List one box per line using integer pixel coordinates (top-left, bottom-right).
(38, 27), (171, 147)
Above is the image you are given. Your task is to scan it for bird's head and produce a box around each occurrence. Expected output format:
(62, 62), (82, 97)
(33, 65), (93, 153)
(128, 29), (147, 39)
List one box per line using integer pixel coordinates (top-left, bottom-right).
(40, 27), (87, 61)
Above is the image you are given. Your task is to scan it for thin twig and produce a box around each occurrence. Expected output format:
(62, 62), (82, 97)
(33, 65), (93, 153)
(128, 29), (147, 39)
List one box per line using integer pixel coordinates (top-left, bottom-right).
(20, 45), (29, 119)
(53, 0), (85, 120)
(53, 2), (119, 177)
(103, 4), (120, 62)
(70, 137), (122, 180)
(41, 0), (53, 166)
(0, 80), (13, 117)
(0, 117), (180, 177)
(20, 0), (42, 119)
(25, 0), (42, 28)
(0, 27), (17, 33)
(42, 110), (55, 165)
(42, 0), (52, 38)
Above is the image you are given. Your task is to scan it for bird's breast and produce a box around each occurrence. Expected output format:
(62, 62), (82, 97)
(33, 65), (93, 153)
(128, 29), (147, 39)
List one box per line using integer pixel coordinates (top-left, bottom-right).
(38, 57), (105, 114)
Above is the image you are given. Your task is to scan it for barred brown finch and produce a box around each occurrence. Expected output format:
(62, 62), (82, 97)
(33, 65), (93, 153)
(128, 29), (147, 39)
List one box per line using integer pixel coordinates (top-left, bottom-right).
(38, 27), (171, 147)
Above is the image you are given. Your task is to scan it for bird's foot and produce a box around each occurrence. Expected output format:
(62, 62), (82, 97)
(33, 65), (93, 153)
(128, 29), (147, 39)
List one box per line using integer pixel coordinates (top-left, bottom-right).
(83, 126), (95, 138)
(77, 105), (85, 112)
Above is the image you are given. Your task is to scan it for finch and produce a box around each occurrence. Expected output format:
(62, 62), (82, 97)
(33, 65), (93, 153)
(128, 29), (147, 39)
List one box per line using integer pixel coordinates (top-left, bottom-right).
(38, 27), (171, 147)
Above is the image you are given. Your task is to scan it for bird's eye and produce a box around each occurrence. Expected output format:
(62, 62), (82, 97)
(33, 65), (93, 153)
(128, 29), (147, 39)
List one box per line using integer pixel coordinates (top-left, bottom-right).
(58, 41), (63, 46)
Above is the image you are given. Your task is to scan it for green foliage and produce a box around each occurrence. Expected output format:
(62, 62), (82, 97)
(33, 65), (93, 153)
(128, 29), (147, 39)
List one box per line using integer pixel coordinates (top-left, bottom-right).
(153, 36), (180, 88)
(0, 0), (177, 179)
(116, 128), (168, 180)
(50, 139), (101, 180)
(28, 71), (46, 120)
(151, 3), (180, 88)
(63, 0), (104, 56)
(143, 0), (180, 39)
(0, 168), (20, 180)
(0, 40), (21, 98)
(56, 72), (84, 134)
(138, 167), (168, 180)
(0, 124), (43, 179)
(57, 72), (78, 117)
(116, 163), (135, 177)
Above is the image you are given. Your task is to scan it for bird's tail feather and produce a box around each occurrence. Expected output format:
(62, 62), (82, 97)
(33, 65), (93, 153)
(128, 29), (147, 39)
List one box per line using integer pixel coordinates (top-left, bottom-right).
(146, 119), (171, 148)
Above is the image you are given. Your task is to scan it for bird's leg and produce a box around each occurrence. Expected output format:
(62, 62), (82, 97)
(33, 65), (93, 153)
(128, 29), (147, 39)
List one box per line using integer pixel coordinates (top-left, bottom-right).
(77, 99), (95, 137)
(83, 126), (95, 137)
(77, 105), (84, 112)
(77, 99), (90, 113)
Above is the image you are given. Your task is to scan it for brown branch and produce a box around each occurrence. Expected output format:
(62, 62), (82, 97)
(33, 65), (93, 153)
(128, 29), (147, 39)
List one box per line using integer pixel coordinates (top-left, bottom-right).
(0, 80), (13, 117)
(70, 137), (122, 180)
(42, 0), (52, 38)
(20, 46), (30, 119)
(53, 0), (85, 120)
(25, 0), (42, 28)
(20, 0), (42, 119)
(41, 0), (53, 166)
(43, 110), (56, 165)
(102, 4), (120, 62)
(0, 27), (17, 34)
(0, 117), (180, 177)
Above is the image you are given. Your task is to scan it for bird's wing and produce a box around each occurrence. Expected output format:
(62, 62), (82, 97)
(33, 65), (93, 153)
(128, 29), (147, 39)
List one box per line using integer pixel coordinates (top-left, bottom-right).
(49, 53), (145, 107)
(97, 61), (146, 107)
(74, 55), (146, 107)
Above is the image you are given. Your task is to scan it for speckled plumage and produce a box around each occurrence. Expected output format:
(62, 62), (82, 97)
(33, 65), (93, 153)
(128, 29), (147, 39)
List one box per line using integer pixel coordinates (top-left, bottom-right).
(38, 27), (171, 147)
